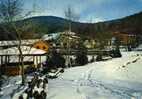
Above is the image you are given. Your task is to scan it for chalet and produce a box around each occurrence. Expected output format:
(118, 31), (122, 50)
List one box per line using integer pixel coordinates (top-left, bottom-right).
(0, 46), (46, 76)
(42, 33), (60, 41)
(112, 32), (137, 45)
(0, 39), (47, 75)
(83, 39), (96, 49)
(42, 31), (80, 48)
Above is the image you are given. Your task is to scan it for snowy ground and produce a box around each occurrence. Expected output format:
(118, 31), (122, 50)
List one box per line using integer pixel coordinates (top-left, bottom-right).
(1, 51), (142, 99)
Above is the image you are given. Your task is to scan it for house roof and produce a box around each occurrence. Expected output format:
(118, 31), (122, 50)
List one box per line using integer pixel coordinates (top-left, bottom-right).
(0, 46), (46, 55)
(42, 31), (77, 41)
(0, 39), (40, 47)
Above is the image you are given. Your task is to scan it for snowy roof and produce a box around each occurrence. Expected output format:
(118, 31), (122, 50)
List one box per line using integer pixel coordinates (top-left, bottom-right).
(0, 46), (46, 55)
(42, 33), (60, 41)
(42, 31), (77, 41)
(61, 31), (76, 35)
(0, 39), (40, 46)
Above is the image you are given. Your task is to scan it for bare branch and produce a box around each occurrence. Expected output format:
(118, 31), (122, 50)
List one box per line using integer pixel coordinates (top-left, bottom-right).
(64, 6), (80, 22)
(0, 0), (41, 85)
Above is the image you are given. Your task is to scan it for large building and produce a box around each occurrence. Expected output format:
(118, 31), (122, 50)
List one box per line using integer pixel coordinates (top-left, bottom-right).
(112, 32), (137, 45)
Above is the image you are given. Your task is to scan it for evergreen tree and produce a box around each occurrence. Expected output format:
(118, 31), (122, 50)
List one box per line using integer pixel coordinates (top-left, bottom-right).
(75, 43), (88, 66)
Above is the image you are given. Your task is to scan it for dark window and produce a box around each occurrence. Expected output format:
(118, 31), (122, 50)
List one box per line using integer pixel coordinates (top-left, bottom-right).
(43, 46), (46, 50)
(36, 46), (40, 49)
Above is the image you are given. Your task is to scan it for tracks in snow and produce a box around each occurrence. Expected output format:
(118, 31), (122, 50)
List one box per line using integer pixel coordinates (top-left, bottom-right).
(75, 67), (142, 99)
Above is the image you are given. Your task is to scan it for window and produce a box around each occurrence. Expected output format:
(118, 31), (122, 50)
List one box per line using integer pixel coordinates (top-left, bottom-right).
(36, 46), (40, 49)
(43, 46), (46, 50)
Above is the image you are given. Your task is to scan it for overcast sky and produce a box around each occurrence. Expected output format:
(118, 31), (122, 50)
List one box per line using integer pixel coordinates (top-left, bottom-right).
(24, 0), (142, 23)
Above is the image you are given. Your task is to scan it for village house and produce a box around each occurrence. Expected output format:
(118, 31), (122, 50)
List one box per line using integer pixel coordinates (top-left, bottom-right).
(0, 39), (47, 76)
(112, 32), (137, 46)
(42, 31), (80, 49)
(83, 39), (97, 49)
(103, 32), (138, 51)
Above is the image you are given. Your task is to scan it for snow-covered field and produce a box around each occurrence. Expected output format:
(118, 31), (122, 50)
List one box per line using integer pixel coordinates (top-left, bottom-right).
(1, 51), (142, 99)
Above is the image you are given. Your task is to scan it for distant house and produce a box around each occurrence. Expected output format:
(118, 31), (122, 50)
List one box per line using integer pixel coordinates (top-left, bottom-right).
(42, 31), (80, 48)
(56, 32), (80, 48)
(42, 33), (60, 41)
(112, 32), (136, 45)
(83, 39), (97, 49)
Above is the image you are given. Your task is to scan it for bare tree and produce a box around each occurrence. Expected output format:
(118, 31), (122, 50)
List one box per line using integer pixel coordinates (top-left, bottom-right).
(64, 6), (80, 31)
(0, 0), (39, 85)
(64, 6), (80, 67)
(0, 0), (22, 22)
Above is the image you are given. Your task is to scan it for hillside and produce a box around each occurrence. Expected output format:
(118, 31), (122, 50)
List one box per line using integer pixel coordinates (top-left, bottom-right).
(0, 11), (142, 40)
(106, 11), (142, 34)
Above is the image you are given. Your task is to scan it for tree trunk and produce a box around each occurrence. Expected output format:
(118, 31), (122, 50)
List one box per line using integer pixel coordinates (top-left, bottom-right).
(18, 45), (25, 85)
(20, 55), (25, 85)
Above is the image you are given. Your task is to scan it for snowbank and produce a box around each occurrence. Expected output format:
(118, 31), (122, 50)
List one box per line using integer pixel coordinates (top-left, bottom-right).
(61, 51), (142, 83)
(134, 44), (142, 51)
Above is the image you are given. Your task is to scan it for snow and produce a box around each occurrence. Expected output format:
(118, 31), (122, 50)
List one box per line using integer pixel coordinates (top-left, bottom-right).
(1, 51), (142, 99)
(47, 51), (142, 99)
(134, 44), (142, 51)
(0, 46), (46, 55)
(0, 46), (46, 64)
(42, 33), (60, 41)
(60, 51), (142, 83)
(42, 31), (78, 41)
(0, 39), (40, 47)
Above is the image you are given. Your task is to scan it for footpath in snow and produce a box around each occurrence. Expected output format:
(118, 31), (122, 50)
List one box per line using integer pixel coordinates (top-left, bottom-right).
(1, 51), (142, 99)
(47, 51), (142, 99)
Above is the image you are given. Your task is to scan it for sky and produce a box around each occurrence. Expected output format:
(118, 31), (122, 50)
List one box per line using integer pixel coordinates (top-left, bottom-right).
(23, 0), (142, 23)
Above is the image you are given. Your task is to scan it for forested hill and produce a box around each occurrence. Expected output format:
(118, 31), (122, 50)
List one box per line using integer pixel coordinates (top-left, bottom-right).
(0, 11), (142, 40)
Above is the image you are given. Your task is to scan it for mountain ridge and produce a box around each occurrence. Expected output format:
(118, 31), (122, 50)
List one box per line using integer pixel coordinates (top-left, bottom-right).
(0, 11), (142, 40)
